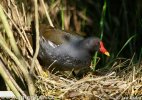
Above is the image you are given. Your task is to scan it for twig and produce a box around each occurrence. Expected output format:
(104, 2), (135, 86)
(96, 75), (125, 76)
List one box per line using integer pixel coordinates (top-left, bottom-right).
(0, 34), (35, 96)
(0, 59), (21, 98)
(30, 0), (40, 74)
(0, 5), (20, 57)
(5, 2), (43, 76)
(41, 0), (54, 27)
(0, 58), (27, 98)
(0, 4), (35, 96)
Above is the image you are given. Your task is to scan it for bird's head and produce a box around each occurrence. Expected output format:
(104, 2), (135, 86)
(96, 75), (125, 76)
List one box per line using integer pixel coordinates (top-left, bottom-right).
(82, 37), (110, 56)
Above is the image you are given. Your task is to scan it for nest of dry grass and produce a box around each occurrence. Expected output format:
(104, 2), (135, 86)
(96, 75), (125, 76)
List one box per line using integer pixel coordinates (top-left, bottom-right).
(0, 0), (141, 99)
(35, 69), (142, 99)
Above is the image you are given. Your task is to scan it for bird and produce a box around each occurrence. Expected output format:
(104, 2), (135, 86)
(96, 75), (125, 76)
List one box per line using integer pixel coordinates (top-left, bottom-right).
(28, 24), (110, 71)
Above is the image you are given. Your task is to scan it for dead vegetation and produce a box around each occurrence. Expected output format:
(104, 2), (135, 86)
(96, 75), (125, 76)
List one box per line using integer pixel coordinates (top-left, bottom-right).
(0, 0), (141, 99)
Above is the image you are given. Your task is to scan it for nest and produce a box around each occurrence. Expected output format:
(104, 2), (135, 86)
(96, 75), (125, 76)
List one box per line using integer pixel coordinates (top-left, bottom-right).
(0, 0), (141, 99)
(35, 70), (142, 99)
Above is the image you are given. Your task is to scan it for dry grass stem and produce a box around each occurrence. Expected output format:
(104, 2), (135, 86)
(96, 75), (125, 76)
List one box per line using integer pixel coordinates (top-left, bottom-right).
(0, 59), (21, 97)
(0, 1), (141, 99)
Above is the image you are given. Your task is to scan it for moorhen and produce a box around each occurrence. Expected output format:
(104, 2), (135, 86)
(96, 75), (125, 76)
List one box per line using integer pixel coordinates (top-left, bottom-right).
(29, 24), (110, 71)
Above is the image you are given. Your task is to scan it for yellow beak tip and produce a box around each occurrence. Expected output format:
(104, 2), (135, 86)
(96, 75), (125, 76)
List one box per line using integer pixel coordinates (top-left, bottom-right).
(104, 52), (110, 56)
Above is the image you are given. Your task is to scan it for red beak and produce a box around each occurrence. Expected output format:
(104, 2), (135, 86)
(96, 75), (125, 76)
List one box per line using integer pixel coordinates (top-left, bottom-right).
(99, 41), (110, 56)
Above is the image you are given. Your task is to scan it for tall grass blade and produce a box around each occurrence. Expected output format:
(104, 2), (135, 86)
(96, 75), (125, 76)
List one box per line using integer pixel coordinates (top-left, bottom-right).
(92, 0), (107, 70)
(116, 35), (136, 57)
